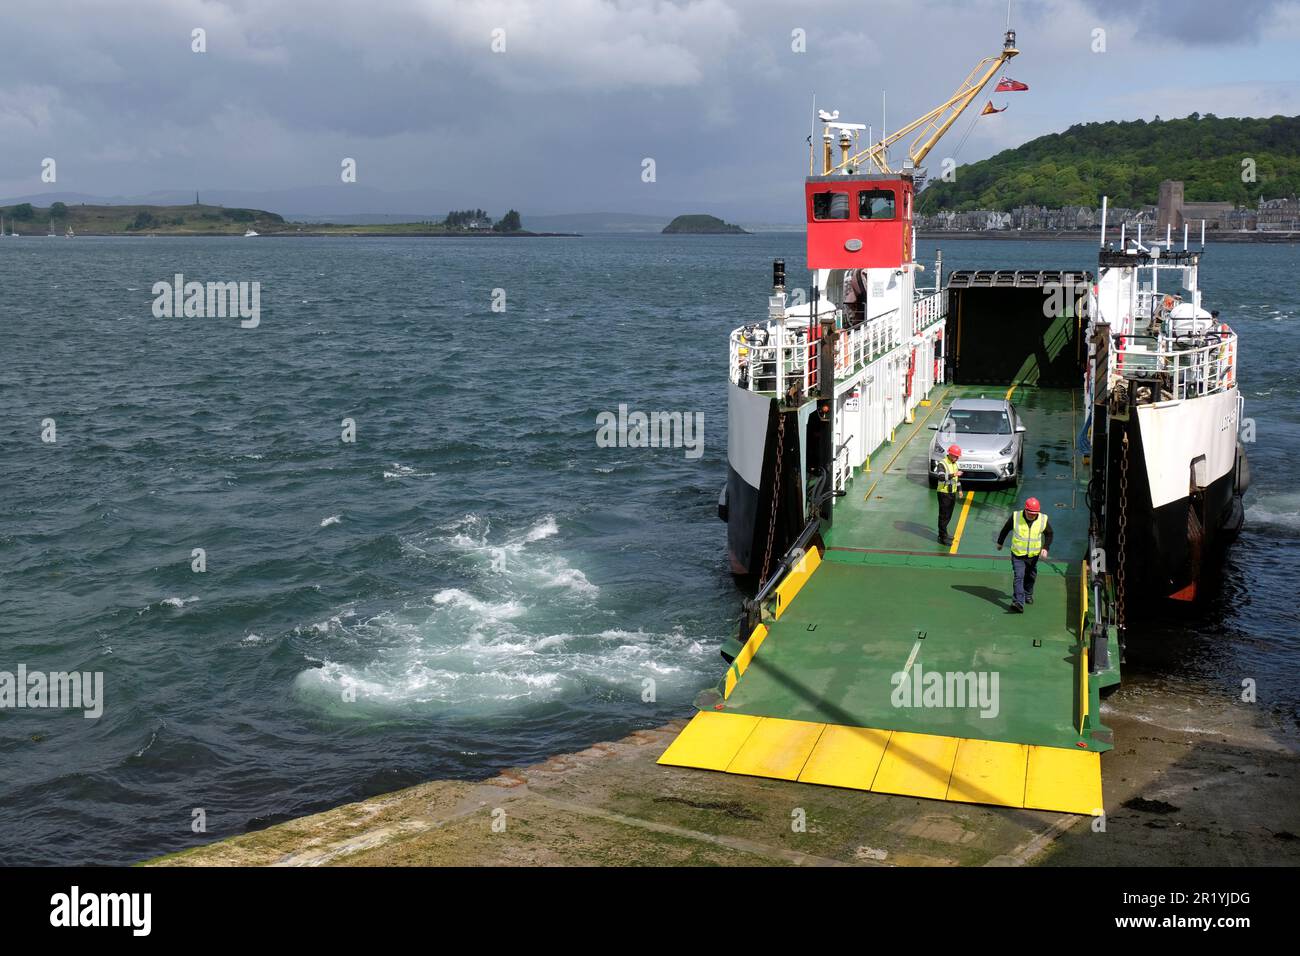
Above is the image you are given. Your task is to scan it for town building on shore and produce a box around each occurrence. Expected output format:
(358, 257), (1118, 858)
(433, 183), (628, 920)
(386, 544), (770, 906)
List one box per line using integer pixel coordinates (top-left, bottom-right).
(917, 180), (1294, 235)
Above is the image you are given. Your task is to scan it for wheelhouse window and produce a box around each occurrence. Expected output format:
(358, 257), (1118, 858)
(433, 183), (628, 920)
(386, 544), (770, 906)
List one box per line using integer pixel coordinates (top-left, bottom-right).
(812, 191), (851, 220)
(858, 189), (896, 220)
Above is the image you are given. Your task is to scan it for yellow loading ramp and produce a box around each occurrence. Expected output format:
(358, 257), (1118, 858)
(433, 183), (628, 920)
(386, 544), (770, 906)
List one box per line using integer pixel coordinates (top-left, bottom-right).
(658, 711), (1103, 817)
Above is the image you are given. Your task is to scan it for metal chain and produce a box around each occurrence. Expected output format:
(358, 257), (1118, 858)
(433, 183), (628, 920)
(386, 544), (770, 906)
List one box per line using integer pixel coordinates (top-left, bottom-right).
(759, 410), (787, 587)
(1116, 431), (1129, 632)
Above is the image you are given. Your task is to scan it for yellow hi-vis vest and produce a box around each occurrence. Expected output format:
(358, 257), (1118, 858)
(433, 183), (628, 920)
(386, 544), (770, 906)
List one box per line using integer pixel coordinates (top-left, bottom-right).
(1010, 512), (1048, 557)
(938, 458), (960, 495)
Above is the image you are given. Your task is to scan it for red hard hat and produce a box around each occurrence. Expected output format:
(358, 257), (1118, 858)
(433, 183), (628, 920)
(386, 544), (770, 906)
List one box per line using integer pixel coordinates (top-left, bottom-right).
(1024, 497), (1041, 514)
(947, 444), (962, 457)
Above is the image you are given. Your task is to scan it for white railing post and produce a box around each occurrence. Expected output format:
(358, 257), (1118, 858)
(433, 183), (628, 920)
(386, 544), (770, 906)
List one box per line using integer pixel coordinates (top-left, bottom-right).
(774, 321), (785, 398)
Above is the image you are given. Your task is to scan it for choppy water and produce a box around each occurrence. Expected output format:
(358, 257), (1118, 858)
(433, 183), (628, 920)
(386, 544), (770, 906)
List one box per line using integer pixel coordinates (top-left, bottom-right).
(1, 234), (1296, 864)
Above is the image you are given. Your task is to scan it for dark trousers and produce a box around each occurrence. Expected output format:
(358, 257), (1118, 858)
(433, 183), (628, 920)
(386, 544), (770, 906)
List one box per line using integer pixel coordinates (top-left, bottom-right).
(937, 491), (956, 541)
(1011, 554), (1039, 606)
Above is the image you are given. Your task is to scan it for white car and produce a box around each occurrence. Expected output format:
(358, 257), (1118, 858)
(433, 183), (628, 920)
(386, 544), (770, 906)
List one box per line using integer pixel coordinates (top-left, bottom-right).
(928, 397), (1026, 487)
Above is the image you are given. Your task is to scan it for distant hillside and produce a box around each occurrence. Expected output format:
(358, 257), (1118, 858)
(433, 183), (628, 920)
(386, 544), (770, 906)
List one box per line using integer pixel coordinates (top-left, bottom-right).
(0, 203), (537, 236)
(662, 214), (748, 234)
(0, 202), (286, 235)
(918, 114), (1300, 212)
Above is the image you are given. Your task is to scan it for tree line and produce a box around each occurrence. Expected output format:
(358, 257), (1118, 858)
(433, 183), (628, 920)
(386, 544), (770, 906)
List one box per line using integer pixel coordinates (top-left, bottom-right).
(444, 208), (523, 231)
(917, 113), (1300, 212)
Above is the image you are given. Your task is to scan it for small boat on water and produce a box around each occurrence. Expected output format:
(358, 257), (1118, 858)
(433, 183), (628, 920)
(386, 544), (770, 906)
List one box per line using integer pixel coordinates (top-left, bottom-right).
(243, 228), (259, 237)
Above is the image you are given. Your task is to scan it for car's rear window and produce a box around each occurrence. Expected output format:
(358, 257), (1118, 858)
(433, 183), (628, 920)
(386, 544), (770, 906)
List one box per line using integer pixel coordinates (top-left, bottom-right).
(943, 409), (1012, 435)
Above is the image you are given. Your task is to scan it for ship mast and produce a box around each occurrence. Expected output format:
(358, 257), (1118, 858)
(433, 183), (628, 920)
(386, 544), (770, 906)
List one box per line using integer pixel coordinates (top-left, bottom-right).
(835, 30), (1019, 175)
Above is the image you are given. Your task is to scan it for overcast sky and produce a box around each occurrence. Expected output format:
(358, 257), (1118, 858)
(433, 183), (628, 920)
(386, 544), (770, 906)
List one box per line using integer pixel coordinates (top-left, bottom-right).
(2, 0), (1298, 221)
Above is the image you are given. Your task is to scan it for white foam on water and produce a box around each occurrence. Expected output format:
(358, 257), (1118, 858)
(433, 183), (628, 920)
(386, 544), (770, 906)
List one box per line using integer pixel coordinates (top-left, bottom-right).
(522, 516), (559, 543)
(294, 515), (712, 716)
(442, 514), (597, 598)
(384, 462), (436, 479)
(320, 514), (342, 527)
(1246, 493), (1300, 532)
(138, 595), (200, 614)
(298, 610), (357, 636)
(431, 588), (527, 623)
(1247, 507), (1300, 532)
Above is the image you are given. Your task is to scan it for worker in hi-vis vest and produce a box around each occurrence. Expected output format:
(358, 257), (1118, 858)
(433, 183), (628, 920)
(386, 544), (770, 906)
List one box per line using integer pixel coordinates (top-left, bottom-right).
(936, 444), (962, 546)
(996, 497), (1054, 613)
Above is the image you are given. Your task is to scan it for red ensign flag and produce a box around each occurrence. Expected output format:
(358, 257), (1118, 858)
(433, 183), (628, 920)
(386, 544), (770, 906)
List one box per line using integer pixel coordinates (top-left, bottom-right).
(995, 76), (1029, 92)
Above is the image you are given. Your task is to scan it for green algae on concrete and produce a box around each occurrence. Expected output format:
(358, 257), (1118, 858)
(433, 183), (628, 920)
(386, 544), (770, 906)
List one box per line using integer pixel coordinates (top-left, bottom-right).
(144, 693), (1300, 868)
(144, 725), (1079, 867)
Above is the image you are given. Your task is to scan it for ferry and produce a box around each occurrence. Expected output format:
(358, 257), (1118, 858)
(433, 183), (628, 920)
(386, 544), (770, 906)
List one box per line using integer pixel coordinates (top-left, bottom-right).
(660, 28), (1248, 815)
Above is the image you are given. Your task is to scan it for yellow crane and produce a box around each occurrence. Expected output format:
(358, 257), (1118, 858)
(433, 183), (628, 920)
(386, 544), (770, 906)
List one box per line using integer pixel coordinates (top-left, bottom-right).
(829, 30), (1019, 176)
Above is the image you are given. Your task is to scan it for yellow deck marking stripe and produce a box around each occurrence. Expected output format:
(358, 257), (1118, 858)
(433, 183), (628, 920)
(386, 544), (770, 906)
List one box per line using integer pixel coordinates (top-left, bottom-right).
(1078, 558), (1090, 732)
(725, 717), (825, 780)
(734, 623), (768, 678)
(864, 386), (950, 499)
(948, 490), (975, 555)
(1078, 645), (1089, 734)
(1079, 559), (1088, 638)
(772, 546), (821, 620)
(1005, 383), (1018, 401)
(946, 738), (1029, 808)
(657, 711), (761, 771)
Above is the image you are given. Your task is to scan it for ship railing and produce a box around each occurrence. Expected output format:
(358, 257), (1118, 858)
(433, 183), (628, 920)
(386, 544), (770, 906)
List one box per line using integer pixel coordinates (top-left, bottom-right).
(1132, 291), (1182, 332)
(732, 295), (944, 395)
(730, 321), (819, 397)
(833, 308), (902, 380)
(1109, 330), (1237, 401)
(910, 290), (947, 337)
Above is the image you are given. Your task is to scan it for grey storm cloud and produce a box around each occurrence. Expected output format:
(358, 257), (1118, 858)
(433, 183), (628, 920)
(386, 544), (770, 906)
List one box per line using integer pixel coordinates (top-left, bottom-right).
(1, 0), (1297, 221)
(1080, 0), (1294, 45)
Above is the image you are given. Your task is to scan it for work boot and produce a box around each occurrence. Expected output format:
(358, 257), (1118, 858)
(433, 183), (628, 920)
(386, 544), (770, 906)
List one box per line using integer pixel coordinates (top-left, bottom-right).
(1026, 594), (1034, 605)
(1010, 603), (1024, 613)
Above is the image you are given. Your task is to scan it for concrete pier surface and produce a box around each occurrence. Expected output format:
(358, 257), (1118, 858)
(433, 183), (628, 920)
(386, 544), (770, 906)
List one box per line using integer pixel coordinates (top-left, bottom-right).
(148, 682), (1299, 867)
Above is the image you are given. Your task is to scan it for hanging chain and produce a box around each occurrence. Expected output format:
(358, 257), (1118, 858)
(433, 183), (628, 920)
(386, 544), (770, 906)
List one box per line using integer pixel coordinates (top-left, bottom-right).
(759, 410), (787, 588)
(1116, 431), (1129, 632)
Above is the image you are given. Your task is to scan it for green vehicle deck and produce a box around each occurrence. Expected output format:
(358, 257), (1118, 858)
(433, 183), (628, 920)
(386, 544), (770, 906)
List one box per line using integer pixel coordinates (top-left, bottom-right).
(661, 384), (1118, 815)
